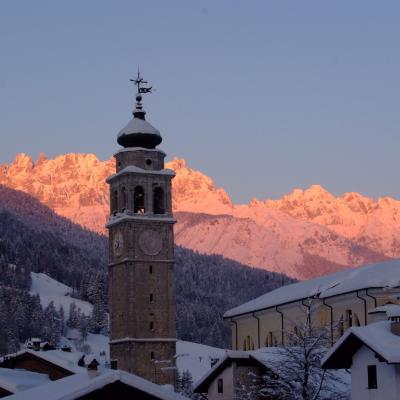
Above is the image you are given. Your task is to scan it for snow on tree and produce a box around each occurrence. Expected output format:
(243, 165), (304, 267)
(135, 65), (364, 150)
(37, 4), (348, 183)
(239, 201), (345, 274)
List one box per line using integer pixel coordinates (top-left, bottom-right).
(176, 370), (202, 400)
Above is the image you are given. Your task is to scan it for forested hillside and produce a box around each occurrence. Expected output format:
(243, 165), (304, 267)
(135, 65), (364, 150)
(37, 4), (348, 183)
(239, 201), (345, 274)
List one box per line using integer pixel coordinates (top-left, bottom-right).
(0, 185), (292, 353)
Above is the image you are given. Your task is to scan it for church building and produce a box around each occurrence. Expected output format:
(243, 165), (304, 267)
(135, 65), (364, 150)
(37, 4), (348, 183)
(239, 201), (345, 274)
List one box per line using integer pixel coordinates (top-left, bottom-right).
(106, 73), (177, 386)
(224, 259), (400, 351)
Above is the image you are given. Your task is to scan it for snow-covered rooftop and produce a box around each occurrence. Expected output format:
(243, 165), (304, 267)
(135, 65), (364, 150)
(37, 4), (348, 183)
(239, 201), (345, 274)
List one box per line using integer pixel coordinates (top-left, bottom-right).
(0, 349), (86, 375)
(118, 117), (160, 138)
(224, 259), (400, 318)
(0, 368), (50, 394)
(106, 165), (175, 183)
(5, 369), (189, 400)
(322, 320), (400, 369)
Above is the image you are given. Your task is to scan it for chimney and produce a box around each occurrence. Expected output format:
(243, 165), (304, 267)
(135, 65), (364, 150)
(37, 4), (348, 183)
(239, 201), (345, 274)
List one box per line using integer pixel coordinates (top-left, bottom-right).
(387, 305), (400, 336)
(87, 358), (100, 378)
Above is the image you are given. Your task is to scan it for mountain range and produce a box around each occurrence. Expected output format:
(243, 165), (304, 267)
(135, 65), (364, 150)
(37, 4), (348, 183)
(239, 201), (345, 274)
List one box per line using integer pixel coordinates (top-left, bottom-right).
(2, 153), (399, 279)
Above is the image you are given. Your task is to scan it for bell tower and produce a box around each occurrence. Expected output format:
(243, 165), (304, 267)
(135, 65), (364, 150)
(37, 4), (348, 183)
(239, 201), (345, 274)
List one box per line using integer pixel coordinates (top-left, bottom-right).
(106, 73), (176, 385)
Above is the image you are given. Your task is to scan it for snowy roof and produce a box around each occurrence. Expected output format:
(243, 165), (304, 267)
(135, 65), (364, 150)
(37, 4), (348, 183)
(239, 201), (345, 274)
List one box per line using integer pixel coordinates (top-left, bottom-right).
(0, 368), (50, 394)
(224, 259), (400, 318)
(5, 369), (189, 400)
(368, 304), (400, 317)
(386, 305), (400, 318)
(175, 341), (226, 382)
(106, 165), (175, 182)
(118, 117), (160, 138)
(0, 349), (86, 375)
(322, 320), (400, 369)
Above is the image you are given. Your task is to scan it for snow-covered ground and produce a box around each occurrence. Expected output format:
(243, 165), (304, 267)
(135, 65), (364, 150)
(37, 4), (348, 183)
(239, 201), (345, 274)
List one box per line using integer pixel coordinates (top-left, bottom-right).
(74, 332), (224, 382)
(30, 272), (92, 316)
(29, 272), (225, 382)
(175, 341), (225, 382)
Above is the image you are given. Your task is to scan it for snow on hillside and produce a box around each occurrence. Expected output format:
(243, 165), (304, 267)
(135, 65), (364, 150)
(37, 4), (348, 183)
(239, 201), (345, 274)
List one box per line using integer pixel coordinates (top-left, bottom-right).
(175, 341), (226, 382)
(30, 272), (92, 316)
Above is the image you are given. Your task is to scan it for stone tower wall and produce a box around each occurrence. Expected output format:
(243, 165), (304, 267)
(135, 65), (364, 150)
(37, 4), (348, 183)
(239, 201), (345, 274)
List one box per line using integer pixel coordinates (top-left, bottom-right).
(107, 148), (176, 386)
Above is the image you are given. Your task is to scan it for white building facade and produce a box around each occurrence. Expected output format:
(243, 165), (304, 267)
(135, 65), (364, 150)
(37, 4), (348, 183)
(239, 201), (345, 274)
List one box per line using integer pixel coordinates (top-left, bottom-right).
(322, 308), (400, 400)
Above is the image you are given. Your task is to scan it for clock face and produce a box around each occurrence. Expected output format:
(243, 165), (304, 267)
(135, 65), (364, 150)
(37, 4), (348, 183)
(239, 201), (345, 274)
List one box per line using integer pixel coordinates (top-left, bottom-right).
(139, 229), (163, 256)
(113, 232), (124, 257)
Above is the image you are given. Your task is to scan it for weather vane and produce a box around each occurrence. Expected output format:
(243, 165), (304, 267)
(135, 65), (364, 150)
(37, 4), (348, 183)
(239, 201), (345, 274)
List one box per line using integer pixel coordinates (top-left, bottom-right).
(130, 70), (152, 95)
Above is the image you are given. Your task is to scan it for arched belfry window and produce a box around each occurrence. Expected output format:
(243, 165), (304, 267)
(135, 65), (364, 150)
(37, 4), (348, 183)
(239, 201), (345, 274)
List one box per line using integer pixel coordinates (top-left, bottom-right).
(265, 332), (277, 347)
(111, 190), (118, 214)
(243, 336), (254, 351)
(153, 187), (165, 214)
(121, 187), (127, 211)
(134, 186), (145, 214)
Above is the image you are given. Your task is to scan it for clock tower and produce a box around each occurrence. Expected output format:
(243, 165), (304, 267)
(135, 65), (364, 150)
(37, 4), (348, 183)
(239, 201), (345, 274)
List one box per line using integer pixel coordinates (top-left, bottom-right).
(106, 73), (176, 385)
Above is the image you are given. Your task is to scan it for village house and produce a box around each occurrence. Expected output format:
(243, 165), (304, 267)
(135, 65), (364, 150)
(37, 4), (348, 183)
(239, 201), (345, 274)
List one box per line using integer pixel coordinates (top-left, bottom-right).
(224, 259), (400, 350)
(322, 305), (400, 400)
(0, 345), (189, 400)
(4, 368), (189, 400)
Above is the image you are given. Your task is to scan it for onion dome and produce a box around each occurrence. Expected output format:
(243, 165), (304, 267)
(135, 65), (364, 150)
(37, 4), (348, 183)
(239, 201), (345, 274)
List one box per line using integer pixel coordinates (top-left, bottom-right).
(117, 73), (162, 149)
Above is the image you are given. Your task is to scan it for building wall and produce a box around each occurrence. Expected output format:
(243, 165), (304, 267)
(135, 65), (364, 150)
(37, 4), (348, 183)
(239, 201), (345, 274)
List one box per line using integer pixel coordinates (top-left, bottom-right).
(108, 148), (176, 386)
(207, 365), (235, 400)
(230, 288), (400, 350)
(351, 345), (400, 400)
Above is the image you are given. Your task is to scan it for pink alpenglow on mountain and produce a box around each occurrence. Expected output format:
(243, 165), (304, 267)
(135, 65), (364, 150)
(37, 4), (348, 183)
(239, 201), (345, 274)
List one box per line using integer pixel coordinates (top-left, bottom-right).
(1, 153), (399, 280)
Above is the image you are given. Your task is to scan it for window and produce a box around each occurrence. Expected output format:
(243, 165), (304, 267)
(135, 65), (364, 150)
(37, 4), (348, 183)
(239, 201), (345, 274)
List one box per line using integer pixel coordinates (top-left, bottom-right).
(134, 186), (145, 213)
(149, 265), (153, 274)
(265, 332), (276, 347)
(150, 293), (154, 302)
(150, 321), (154, 331)
(146, 158), (152, 166)
(346, 310), (353, 327)
(121, 187), (127, 211)
(111, 190), (118, 213)
(243, 336), (254, 351)
(153, 187), (165, 214)
(367, 365), (377, 389)
(150, 352), (154, 360)
(338, 317), (344, 336)
(217, 378), (223, 393)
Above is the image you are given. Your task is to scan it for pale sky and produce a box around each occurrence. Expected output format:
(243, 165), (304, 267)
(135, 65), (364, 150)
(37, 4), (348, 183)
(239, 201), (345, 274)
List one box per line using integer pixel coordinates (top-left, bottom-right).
(1, 1), (399, 203)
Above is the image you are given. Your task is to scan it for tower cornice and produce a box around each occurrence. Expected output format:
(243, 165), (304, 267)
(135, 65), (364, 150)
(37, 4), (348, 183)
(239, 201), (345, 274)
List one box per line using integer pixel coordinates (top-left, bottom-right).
(106, 165), (175, 184)
(106, 213), (176, 228)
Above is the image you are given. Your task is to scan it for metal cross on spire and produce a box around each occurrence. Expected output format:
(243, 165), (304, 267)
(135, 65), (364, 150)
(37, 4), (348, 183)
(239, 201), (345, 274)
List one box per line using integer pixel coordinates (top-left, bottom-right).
(130, 70), (152, 95)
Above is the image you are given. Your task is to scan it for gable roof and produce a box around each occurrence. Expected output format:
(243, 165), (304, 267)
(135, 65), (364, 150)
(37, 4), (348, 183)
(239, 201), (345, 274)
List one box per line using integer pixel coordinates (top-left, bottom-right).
(0, 349), (85, 376)
(224, 259), (400, 318)
(5, 369), (189, 400)
(0, 368), (50, 394)
(194, 348), (281, 393)
(322, 320), (400, 369)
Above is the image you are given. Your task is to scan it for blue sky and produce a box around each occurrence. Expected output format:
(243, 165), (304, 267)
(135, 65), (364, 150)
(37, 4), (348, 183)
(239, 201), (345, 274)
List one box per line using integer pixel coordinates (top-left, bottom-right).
(1, 1), (399, 203)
